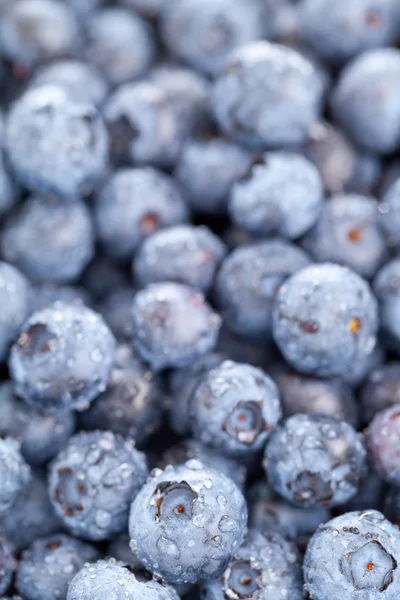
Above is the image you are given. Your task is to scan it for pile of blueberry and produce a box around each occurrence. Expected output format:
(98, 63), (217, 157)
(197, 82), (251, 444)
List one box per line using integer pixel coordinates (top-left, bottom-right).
(3, 0), (400, 599)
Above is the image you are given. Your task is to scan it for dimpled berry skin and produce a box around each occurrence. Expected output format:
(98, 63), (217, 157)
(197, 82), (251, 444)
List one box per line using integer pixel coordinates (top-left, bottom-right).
(49, 431), (148, 541)
(361, 363), (400, 423)
(304, 510), (400, 600)
(5, 86), (108, 200)
(0, 381), (75, 466)
(134, 225), (227, 292)
(161, 0), (265, 77)
(1, 196), (94, 283)
(212, 41), (324, 149)
(67, 560), (180, 600)
(190, 360), (281, 457)
(230, 152), (323, 239)
(132, 283), (221, 371)
(0, 472), (61, 551)
(215, 239), (311, 340)
(304, 194), (386, 279)
(95, 167), (188, 260)
(0, 437), (30, 516)
(129, 462), (247, 584)
(201, 529), (303, 600)
(374, 259), (400, 352)
(368, 405), (400, 486)
(272, 263), (379, 378)
(9, 302), (116, 413)
(0, 261), (31, 362)
(380, 178), (400, 246)
(0, 536), (15, 596)
(176, 135), (252, 216)
(100, 287), (135, 341)
(16, 534), (100, 600)
(79, 345), (164, 446)
(332, 48), (400, 154)
(264, 414), (366, 508)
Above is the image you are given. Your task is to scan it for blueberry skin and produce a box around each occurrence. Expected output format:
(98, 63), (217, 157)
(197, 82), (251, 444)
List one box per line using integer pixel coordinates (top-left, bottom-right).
(176, 135), (253, 215)
(67, 560), (180, 600)
(0, 154), (18, 217)
(215, 239), (311, 340)
(201, 529), (303, 600)
(120, 0), (163, 17)
(303, 193), (386, 279)
(300, 0), (399, 65)
(0, 471), (61, 551)
(29, 60), (109, 108)
(361, 363), (400, 423)
(100, 287), (135, 341)
(380, 178), (400, 246)
(10, 302), (116, 413)
(332, 48), (400, 153)
(0, 437), (30, 516)
(134, 225), (227, 292)
(169, 352), (226, 436)
(30, 283), (90, 314)
(230, 152), (323, 239)
(0, 536), (15, 596)
(63, 0), (102, 20)
(1, 196), (94, 283)
(85, 8), (155, 86)
(190, 360), (282, 457)
(80, 345), (164, 446)
(248, 481), (330, 548)
(129, 462), (247, 583)
(132, 283), (221, 371)
(5, 86), (109, 200)
(272, 263), (379, 378)
(270, 365), (359, 427)
(95, 167), (188, 260)
(0, 261), (31, 363)
(374, 259), (400, 352)
(368, 404), (400, 486)
(343, 468), (385, 513)
(0, 381), (75, 466)
(304, 510), (400, 600)
(212, 41), (324, 149)
(0, 0), (80, 70)
(49, 431), (148, 541)
(16, 534), (100, 600)
(264, 414), (366, 508)
(384, 487), (400, 526)
(161, 0), (265, 77)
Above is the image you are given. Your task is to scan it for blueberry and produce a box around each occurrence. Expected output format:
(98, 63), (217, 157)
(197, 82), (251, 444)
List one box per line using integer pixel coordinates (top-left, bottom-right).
(29, 59), (109, 108)
(332, 48), (400, 153)
(374, 259), (400, 352)
(264, 414), (366, 508)
(16, 534), (100, 600)
(201, 529), (303, 600)
(67, 560), (180, 600)
(106, 533), (144, 571)
(132, 282), (221, 370)
(0, 471), (61, 550)
(0, 261), (30, 362)
(343, 468), (385, 512)
(134, 225), (227, 292)
(10, 302), (116, 413)
(300, 0), (399, 65)
(230, 152), (323, 239)
(270, 364), (359, 427)
(272, 263), (379, 378)
(49, 430), (148, 541)
(176, 134), (252, 215)
(343, 340), (386, 387)
(368, 404), (400, 485)
(0, 154), (18, 217)
(169, 352), (226, 436)
(304, 510), (400, 599)
(1, 196), (94, 283)
(303, 193), (386, 279)
(0, 0), (80, 72)
(379, 177), (400, 246)
(95, 167), (188, 260)
(100, 287), (135, 341)
(63, 0), (103, 21)
(215, 239), (311, 340)
(5, 86), (109, 199)
(361, 363), (400, 422)
(0, 536), (15, 596)
(384, 487), (400, 527)
(129, 461), (247, 583)
(190, 360), (281, 457)
(0, 381), (75, 466)
(85, 8), (155, 86)
(30, 283), (90, 314)
(79, 345), (164, 446)
(0, 437), (30, 516)
(212, 41), (324, 149)
(348, 152), (382, 196)
(160, 0), (265, 77)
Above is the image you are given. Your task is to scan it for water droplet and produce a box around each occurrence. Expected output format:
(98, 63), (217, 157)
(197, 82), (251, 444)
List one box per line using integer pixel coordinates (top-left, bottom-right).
(217, 494), (227, 506)
(219, 515), (236, 533)
(156, 536), (180, 559)
(95, 509), (111, 528)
